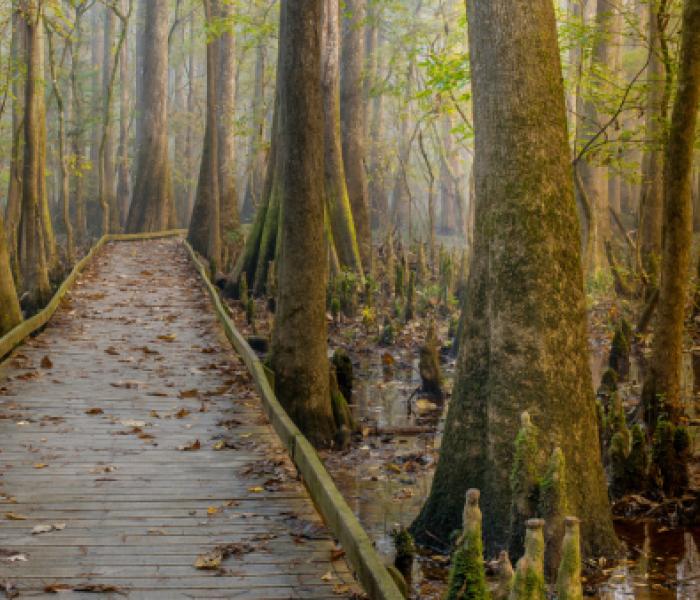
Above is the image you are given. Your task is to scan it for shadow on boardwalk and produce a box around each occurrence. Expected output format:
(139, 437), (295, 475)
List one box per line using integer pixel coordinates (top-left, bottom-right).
(0, 238), (359, 599)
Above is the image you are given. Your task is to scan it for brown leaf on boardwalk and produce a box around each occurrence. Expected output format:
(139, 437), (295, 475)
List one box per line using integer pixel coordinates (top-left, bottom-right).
(179, 389), (199, 398)
(331, 548), (346, 561)
(178, 439), (200, 451)
(157, 334), (177, 342)
(174, 408), (190, 419)
(194, 543), (254, 570)
(85, 408), (103, 415)
(40, 356), (53, 369)
(104, 347), (120, 355)
(33, 463), (48, 469)
(4, 512), (28, 521)
(44, 583), (72, 593)
(2, 580), (19, 599)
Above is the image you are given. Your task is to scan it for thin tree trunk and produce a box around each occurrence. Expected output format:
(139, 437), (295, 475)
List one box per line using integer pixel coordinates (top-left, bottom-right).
(643, 0), (700, 429)
(117, 0), (131, 229)
(340, 0), (371, 271)
(271, 0), (335, 448)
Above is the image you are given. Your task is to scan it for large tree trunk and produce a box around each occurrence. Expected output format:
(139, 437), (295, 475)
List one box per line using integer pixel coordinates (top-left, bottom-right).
(126, 0), (172, 233)
(271, 0), (335, 448)
(643, 0), (700, 431)
(322, 0), (363, 275)
(19, 0), (51, 307)
(411, 0), (617, 559)
(340, 0), (371, 271)
(70, 4), (87, 245)
(216, 0), (239, 270)
(188, 0), (222, 269)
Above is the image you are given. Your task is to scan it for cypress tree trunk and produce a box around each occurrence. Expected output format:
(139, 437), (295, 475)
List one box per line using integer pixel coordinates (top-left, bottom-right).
(99, 6), (116, 234)
(0, 210), (22, 335)
(126, 0), (172, 233)
(271, 0), (335, 448)
(7, 7), (25, 283)
(411, 0), (617, 559)
(322, 0), (363, 275)
(340, 0), (371, 271)
(19, 0), (51, 307)
(643, 0), (700, 429)
(241, 41), (267, 223)
(216, 0), (239, 270)
(188, 0), (221, 269)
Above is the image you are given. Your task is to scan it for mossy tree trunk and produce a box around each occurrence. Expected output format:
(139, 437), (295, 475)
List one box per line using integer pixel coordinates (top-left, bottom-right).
(116, 0), (131, 229)
(6, 7), (25, 284)
(322, 0), (363, 276)
(340, 0), (371, 272)
(19, 0), (51, 308)
(0, 210), (22, 335)
(126, 0), (172, 233)
(411, 0), (617, 559)
(270, 0), (336, 449)
(643, 0), (700, 432)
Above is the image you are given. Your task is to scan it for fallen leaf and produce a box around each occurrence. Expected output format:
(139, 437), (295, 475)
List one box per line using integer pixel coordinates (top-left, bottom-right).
(213, 440), (226, 451)
(333, 584), (351, 595)
(32, 523), (65, 535)
(321, 571), (334, 582)
(33, 463), (48, 469)
(207, 506), (219, 515)
(85, 408), (104, 415)
(178, 439), (200, 451)
(331, 548), (346, 561)
(2, 554), (27, 563)
(248, 486), (264, 493)
(194, 550), (223, 570)
(157, 334), (177, 342)
(105, 347), (120, 356)
(179, 389), (198, 399)
(175, 408), (191, 419)
(40, 356), (53, 369)
(4, 512), (28, 521)
(149, 410), (160, 418)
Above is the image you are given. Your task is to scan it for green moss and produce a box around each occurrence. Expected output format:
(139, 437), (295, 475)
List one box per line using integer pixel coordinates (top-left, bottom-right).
(445, 489), (490, 600)
(556, 517), (583, 600)
(379, 318), (396, 346)
(332, 349), (353, 402)
(392, 527), (415, 582)
(626, 424), (649, 491)
(494, 551), (514, 600)
(608, 432), (630, 499)
(405, 271), (416, 322)
(510, 519), (545, 600)
(539, 447), (567, 575)
(652, 419), (690, 496)
(239, 272), (249, 306)
(609, 318), (631, 380)
(245, 297), (255, 326)
(509, 412), (543, 557)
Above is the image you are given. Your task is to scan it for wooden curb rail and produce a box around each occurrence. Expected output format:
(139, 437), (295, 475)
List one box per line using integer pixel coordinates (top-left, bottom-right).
(0, 229), (187, 362)
(0, 230), (403, 600)
(183, 240), (404, 600)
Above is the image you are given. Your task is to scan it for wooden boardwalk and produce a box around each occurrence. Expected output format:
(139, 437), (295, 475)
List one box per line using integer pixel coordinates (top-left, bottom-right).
(0, 239), (359, 599)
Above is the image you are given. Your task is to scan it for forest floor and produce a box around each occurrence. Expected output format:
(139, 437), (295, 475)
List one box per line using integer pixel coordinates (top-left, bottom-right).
(0, 239), (360, 599)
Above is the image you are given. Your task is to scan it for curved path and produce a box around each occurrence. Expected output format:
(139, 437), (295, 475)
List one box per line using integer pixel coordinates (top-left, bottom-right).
(0, 238), (358, 599)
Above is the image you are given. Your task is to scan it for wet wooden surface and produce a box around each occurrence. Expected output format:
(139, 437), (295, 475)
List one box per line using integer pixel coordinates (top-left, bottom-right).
(0, 239), (359, 599)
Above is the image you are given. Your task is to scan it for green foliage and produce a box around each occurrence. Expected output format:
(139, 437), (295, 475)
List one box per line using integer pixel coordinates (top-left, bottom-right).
(652, 419), (690, 496)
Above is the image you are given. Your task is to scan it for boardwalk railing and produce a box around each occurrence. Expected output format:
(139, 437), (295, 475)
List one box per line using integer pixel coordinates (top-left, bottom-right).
(0, 230), (404, 600)
(0, 230), (187, 362)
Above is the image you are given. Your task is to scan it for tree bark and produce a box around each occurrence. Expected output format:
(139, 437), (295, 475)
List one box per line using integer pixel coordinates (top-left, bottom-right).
(117, 0), (131, 229)
(340, 0), (371, 271)
(322, 0), (363, 275)
(216, 0), (239, 270)
(126, 0), (172, 233)
(188, 0), (222, 269)
(19, 0), (51, 307)
(643, 0), (700, 427)
(639, 0), (670, 287)
(0, 210), (22, 336)
(271, 0), (335, 448)
(411, 0), (617, 559)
